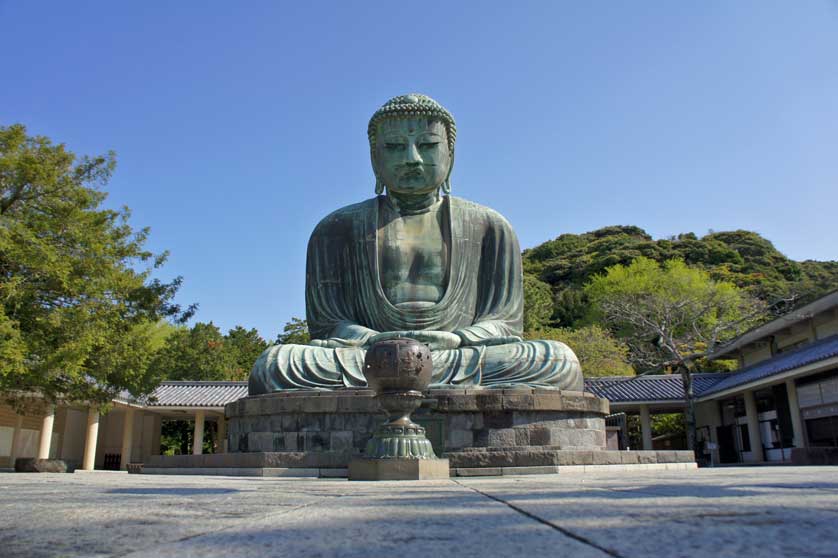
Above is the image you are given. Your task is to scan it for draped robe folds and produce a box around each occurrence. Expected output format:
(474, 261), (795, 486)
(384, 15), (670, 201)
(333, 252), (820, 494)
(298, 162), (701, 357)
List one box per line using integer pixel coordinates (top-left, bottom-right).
(248, 195), (582, 394)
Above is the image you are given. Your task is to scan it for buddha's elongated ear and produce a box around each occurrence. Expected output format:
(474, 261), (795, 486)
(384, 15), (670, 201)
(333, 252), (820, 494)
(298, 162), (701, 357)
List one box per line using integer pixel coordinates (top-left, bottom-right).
(442, 152), (454, 195)
(371, 146), (385, 195)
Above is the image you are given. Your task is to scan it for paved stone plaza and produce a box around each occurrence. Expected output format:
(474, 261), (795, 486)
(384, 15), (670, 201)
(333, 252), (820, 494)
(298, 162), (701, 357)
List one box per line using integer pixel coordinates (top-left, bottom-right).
(2, 467), (837, 557)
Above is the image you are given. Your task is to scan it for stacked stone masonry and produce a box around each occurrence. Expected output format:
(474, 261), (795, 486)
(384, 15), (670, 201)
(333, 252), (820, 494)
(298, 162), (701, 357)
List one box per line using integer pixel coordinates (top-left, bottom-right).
(226, 389), (606, 453)
(225, 389), (609, 458)
(142, 389), (695, 474)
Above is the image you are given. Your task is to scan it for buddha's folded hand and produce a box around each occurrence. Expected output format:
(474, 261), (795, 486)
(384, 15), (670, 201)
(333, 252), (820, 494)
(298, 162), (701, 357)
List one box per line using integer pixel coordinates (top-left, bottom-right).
(308, 323), (380, 348)
(462, 335), (523, 347)
(309, 337), (366, 348)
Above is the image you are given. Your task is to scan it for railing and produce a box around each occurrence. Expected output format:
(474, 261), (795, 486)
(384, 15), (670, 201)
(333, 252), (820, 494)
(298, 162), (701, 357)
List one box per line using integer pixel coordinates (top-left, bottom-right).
(103, 453), (121, 470)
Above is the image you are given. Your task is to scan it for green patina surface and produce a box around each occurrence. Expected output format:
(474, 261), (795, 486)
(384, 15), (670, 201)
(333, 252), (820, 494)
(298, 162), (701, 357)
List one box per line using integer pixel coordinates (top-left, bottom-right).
(249, 94), (582, 394)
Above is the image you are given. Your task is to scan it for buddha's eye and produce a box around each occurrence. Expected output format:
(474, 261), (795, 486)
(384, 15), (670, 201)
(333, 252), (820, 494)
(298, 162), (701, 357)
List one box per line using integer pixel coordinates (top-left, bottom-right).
(419, 142), (439, 150)
(385, 143), (406, 151)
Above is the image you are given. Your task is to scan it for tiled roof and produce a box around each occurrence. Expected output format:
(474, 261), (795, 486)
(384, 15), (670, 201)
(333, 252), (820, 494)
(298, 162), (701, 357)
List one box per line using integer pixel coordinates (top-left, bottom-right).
(700, 335), (838, 397)
(708, 290), (838, 359)
(145, 381), (248, 407)
(585, 374), (725, 403)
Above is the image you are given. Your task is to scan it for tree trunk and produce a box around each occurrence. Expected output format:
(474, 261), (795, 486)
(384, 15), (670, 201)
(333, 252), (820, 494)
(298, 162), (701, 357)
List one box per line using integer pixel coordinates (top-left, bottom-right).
(679, 363), (697, 453)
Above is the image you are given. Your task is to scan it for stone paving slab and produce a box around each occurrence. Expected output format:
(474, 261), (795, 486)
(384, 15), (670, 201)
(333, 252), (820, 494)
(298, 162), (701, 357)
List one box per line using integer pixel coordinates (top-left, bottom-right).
(1, 467), (837, 557)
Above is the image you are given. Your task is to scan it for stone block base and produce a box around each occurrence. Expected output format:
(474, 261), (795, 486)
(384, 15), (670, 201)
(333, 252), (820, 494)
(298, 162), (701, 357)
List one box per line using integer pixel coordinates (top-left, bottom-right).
(349, 458), (450, 481)
(145, 451), (352, 470)
(143, 467), (339, 477)
(451, 462), (698, 476)
(14, 458), (77, 473)
(445, 448), (696, 469)
(225, 388), (609, 456)
(142, 449), (695, 477)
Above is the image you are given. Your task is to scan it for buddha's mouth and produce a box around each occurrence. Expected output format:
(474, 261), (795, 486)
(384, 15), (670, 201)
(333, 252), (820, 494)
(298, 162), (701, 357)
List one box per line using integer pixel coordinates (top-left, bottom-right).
(401, 169), (423, 180)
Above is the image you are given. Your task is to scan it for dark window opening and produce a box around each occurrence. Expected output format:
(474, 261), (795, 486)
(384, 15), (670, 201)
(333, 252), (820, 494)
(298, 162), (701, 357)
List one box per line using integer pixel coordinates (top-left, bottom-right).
(806, 416), (838, 447)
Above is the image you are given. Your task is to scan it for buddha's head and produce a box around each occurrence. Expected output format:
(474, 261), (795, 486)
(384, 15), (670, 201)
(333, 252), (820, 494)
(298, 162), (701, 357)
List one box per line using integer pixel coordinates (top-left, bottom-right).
(368, 94), (456, 196)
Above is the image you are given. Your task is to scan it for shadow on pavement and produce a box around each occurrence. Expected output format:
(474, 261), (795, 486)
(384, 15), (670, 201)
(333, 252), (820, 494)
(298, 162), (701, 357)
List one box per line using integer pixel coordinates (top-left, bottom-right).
(107, 487), (240, 495)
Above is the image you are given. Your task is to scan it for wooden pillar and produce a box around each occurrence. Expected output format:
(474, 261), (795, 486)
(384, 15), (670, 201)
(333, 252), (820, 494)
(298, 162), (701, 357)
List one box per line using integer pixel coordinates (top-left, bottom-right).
(743, 390), (764, 462)
(192, 410), (205, 455)
(639, 405), (653, 450)
(82, 408), (100, 471)
(9, 415), (23, 467)
(217, 416), (227, 454)
(120, 407), (135, 470)
(786, 379), (805, 448)
(37, 405), (55, 459)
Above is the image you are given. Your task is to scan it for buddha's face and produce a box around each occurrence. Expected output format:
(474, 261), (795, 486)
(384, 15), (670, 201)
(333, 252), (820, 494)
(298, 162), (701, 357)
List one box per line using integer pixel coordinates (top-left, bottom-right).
(373, 118), (451, 195)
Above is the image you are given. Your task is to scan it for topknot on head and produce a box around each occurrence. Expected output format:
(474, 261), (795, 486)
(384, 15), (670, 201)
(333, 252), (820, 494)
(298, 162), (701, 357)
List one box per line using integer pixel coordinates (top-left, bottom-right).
(368, 93), (457, 153)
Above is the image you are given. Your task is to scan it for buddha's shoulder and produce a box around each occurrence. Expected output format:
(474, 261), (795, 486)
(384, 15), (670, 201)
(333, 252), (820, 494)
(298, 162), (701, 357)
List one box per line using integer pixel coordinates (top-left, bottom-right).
(310, 197), (377, 235)
(449, 196), (514, 230)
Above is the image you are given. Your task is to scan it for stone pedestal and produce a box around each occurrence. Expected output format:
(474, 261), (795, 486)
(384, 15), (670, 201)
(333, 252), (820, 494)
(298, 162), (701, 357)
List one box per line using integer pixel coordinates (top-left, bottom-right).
(224, 388), (609, 457)
(141, 388), (696, 476)
(348, 458), (450, 481)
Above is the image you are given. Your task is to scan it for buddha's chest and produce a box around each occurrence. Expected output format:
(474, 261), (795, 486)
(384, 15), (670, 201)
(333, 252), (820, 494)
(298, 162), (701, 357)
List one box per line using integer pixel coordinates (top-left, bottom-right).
(377, 209), (450, 306)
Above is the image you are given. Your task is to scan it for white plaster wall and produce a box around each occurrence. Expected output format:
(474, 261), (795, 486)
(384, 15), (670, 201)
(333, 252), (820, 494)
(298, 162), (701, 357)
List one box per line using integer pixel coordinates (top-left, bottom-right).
(60, 408), (87, 463)
(90, 408), (153, 466)
(695, 401), (722, 463)
(139, 413), (158, 460)
(0, 426), (12, 457)
(0, 427), (57, 462)
(95, 411), (123, 467)
(816, 315), (838, 338)
(742, 344), (772, 367)
(126, 411), (146, 464)
(15, 429), (39, 458)
(775, 323), (812, 351)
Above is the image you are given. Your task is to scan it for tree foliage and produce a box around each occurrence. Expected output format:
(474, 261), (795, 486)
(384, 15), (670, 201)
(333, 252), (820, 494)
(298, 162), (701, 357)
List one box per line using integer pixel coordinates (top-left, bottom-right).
(523, 226), (837, 328)
(585, 257), (768, 449)
(626, 412), (685, 449)
(0, 124), (193, 408)
(147, 322), (234, 381)
(225, 325), (269, 379)
(527, 325), (634, 377)
(277, 317), (310, 345)
(523, 274), (554, 331)
(147, 322), (267, 382)
(586, 257), (766, 370)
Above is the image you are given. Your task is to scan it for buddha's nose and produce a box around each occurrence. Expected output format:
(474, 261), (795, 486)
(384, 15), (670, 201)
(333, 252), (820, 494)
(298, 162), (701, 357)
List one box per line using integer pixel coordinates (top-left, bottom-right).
(406, 143), (421, 164)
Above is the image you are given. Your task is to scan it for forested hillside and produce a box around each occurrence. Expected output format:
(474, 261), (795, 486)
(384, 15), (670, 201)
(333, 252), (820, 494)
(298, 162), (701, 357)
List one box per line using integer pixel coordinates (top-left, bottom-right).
(523, 226), (838, 330)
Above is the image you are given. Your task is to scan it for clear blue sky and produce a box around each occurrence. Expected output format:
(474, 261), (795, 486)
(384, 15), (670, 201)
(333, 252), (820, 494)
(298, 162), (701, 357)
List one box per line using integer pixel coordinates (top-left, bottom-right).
(2, 2), (836, 340)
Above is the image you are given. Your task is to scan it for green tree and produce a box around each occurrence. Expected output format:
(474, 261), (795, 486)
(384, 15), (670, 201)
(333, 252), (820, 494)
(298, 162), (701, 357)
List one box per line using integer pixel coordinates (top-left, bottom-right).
(225, 326), (268, 380)
(527, 325), (634, 377)
(142, 320), (179, 353)
(147, 322), (237, 381)
(523, 225), (837, 329)
(0, 124), (193, 409)
(276, 317), (310, 345)
(626, 412), (686, 450)
(523, 274), (554, 331)
(585, 257), (767, 450)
